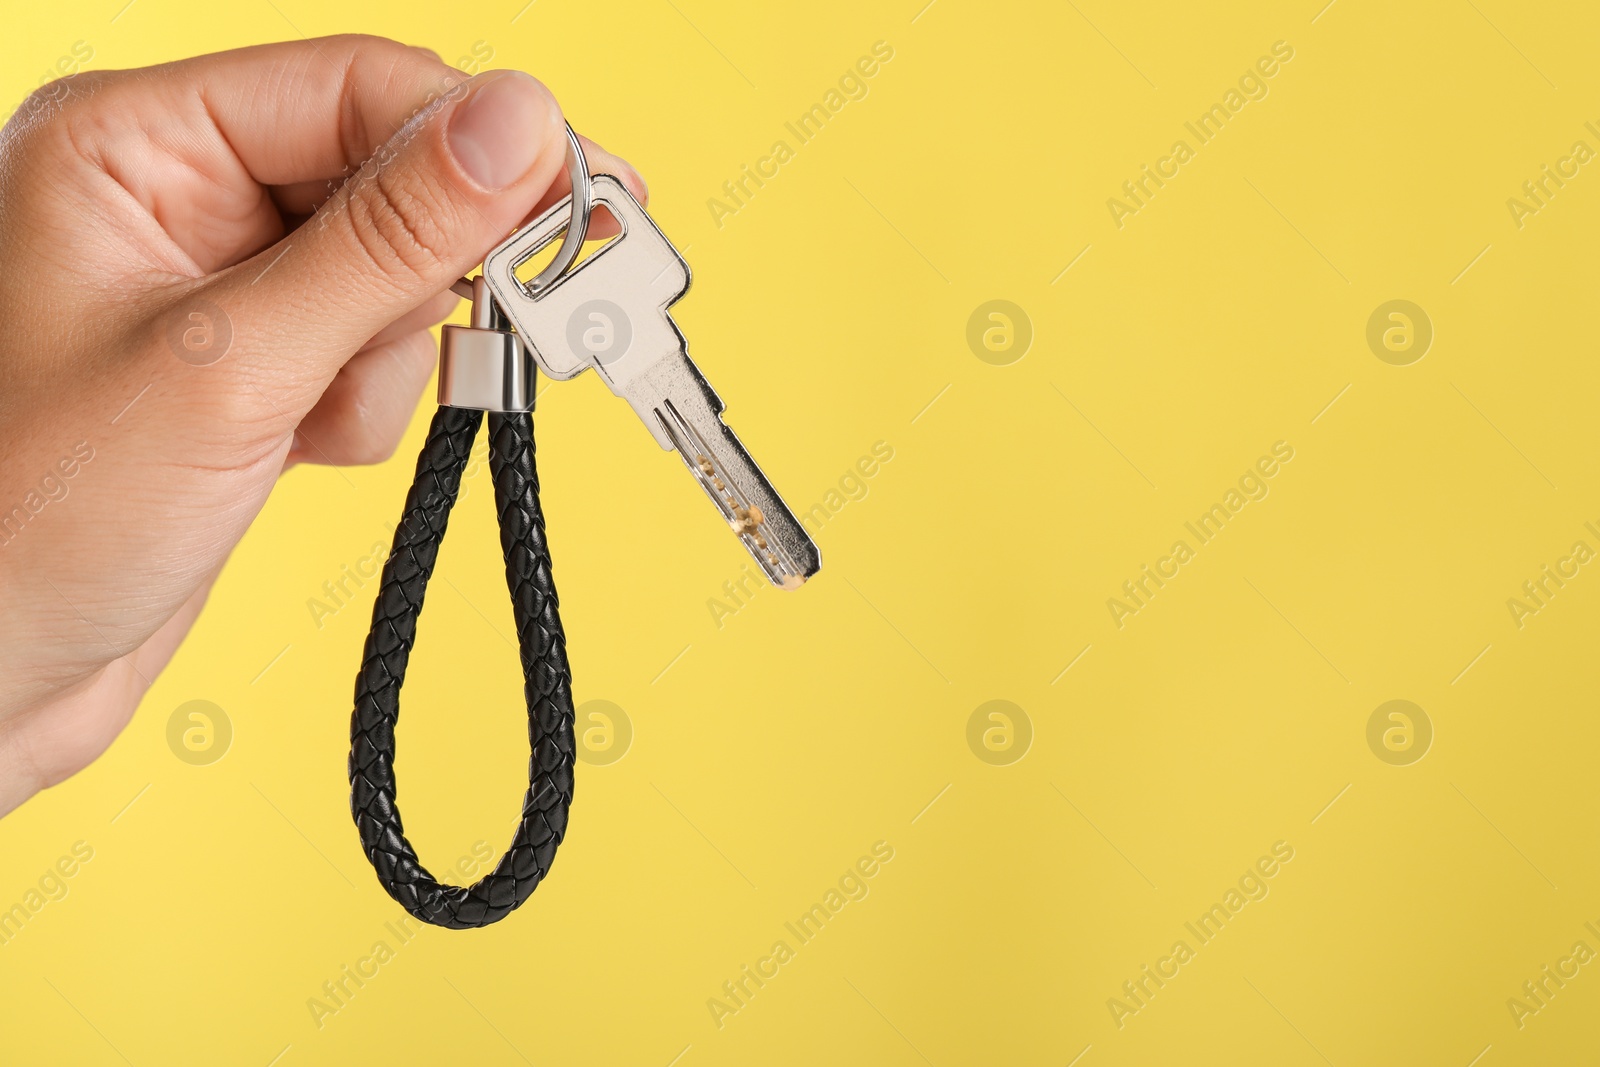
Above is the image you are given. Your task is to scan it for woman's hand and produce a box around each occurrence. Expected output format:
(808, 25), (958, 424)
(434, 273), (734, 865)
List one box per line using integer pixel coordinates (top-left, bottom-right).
(0, 35), (646, 817)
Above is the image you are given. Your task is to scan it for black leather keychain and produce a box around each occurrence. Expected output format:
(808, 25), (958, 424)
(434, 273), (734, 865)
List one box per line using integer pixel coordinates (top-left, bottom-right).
(348, 396), (571, 929)
(348, 125), (820, 929)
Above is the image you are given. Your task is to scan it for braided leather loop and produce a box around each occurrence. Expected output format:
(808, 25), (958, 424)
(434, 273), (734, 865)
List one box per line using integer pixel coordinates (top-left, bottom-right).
(349, 406), (576, 929)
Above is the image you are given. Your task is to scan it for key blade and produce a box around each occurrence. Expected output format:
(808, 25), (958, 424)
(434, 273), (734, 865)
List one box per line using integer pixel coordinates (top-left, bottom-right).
(634, 358), (820, 589)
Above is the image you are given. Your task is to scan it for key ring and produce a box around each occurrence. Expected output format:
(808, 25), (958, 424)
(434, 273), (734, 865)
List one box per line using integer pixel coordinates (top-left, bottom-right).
(529, 122), (591, 291)
(450, 122), (590, 301)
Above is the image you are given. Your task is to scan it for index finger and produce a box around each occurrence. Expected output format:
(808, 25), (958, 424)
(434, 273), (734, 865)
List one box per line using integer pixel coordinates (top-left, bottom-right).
(163, 34), (469, 187)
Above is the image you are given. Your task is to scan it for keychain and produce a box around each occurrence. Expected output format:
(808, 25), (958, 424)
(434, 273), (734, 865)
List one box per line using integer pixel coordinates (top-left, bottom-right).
(349, 126), (821, 928)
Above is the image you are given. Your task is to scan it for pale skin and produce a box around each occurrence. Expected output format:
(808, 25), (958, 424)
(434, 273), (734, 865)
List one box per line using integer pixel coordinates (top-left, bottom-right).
(0, 36), (647, 818)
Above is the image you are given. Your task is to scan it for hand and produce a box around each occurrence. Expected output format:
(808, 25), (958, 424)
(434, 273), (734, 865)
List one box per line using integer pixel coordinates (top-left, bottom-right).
(0, 35), (647, 817)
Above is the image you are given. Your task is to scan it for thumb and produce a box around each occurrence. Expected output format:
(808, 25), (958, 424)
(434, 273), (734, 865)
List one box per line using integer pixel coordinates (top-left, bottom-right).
(214, 70), (568, 405)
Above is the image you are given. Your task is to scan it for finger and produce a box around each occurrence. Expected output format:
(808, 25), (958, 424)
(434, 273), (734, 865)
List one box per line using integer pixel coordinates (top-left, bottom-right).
(207, 67), (568, 413)
(288, 330), (436, 467)
(359, 287), (458, 352)
(578, 135), (648, 205)
(270, 131), (647, 225)
(168, 35), (471, 187)
(522, 134), (647, 241)
(57, 36), (475, 274)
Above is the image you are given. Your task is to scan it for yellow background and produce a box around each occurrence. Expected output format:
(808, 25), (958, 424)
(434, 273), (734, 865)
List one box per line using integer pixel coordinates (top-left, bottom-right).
(2, 0), (1599, 1063)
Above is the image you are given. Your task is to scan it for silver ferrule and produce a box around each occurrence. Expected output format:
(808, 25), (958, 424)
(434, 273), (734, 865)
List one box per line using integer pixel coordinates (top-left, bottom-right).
(437, 277), (536, 412)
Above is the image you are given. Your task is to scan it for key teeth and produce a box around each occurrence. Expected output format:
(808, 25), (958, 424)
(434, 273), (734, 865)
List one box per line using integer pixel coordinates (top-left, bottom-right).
(657, 403), (818, 589)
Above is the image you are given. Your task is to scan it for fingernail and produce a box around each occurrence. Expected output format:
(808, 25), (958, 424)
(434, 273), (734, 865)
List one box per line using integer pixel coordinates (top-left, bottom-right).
(448, 71), (556, 190)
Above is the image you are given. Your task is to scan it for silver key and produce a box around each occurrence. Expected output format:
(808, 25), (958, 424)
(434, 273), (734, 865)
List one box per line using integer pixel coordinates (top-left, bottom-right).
(483, 175), (820, 589)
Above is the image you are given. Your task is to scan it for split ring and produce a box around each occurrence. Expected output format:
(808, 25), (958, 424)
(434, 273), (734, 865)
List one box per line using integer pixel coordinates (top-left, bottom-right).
(524, 122), (590, 293)
(451, 122), (591, 301)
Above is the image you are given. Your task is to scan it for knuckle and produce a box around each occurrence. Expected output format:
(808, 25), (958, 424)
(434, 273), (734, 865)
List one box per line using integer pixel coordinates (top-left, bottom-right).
(204, 378), (271, 432)
(342, 164), (454, 287)
(36, 69), (111, 109)
(324, 399), (399, 467)
(3, 71), (112, 145)
(185, 376), (292, 457)
(320, 35), (446, 168)
(16, 82), (71, 122)
(325, 32), (413, 60)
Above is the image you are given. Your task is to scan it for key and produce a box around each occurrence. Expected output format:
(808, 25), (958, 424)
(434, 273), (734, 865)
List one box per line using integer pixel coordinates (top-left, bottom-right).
(482, 174), (821, 589)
